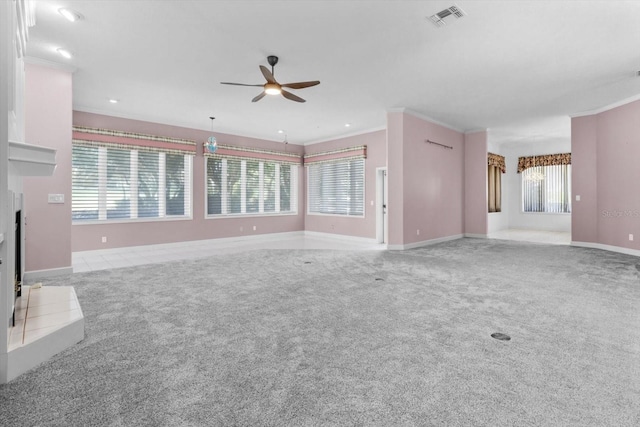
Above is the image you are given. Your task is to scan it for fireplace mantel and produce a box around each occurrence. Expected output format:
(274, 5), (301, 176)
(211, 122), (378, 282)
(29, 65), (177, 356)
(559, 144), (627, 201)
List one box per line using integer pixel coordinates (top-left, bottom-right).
(8, 140), (57, 176)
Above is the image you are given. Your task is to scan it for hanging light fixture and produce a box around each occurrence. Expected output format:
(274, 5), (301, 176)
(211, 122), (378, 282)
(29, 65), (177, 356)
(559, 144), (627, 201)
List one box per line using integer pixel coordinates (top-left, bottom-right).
(525, 155), (545, 182)
(204, 116), (217, 154)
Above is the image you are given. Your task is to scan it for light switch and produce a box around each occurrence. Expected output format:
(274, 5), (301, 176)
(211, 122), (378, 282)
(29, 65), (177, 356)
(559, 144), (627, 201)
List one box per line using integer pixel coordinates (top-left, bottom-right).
(575, 195), (581, 201)
(48, 194), (64, 204)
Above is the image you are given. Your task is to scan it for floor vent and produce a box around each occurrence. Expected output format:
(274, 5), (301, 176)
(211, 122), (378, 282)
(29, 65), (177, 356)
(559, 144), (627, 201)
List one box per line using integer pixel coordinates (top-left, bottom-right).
(491, 332), (511, 341)
(428, 5), (466, 27)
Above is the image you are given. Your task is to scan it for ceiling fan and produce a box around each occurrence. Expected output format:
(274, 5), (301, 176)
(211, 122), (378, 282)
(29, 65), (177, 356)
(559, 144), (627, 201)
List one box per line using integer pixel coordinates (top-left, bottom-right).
(221, 56), (320, 103)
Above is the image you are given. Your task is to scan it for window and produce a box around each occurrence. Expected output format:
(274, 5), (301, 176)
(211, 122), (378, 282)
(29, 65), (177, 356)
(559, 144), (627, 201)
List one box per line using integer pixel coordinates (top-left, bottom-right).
(206, 157), (298, 216)
(307, 158), (365, 216)
(487, 153), (505, 213)
(72, 145), (193, 222)
(522, 164), (571, 213)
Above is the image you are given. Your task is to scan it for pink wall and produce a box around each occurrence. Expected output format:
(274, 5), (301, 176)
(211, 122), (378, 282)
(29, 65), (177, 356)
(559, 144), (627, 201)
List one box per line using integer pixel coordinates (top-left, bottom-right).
(464, 131), (488, 235)
(304, 130), (386, 239)
(23, 64), (73, 272)
(72, 112), (305, 251)
(401, 114), (465, 243)
(386, 112), (404, 245)
(571, 115), (598, 243)
(572, 99), (640, 250)
(387, 111), (465, 247)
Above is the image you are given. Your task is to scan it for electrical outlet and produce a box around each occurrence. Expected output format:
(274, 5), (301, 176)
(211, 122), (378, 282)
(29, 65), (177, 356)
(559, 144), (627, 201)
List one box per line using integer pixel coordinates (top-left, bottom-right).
(101, 236), (107, 243)
(253, 225), (256, 231)
(575, 195), (581, 201)
(629, 234), (634, 241)
(417, 229), (420, 236)
(240, 226), (243, 232)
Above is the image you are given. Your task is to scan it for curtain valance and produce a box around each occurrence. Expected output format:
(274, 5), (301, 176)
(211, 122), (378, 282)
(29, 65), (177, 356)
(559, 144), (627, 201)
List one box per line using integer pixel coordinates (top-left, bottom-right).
(517, 153), (571, 173)
(303, 145), (367, 165)
(72, 126), (196, 156)
(488, 153), (506, 173)
(205, 144), (301, 165)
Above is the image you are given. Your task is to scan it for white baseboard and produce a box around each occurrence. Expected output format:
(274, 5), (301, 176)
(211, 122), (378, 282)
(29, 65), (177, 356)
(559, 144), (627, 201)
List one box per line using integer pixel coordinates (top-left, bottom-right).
(303, 230), (378, 245)
(23, 266), (73, 284)
(387, 234), (463, 250)
(571, 241), (640, 258)
(464, 233), (487, 239)
(73, 230), (306, 257)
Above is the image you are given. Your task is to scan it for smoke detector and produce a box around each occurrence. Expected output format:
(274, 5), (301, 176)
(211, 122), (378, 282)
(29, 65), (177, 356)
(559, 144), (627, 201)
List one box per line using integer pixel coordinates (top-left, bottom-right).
(428, 5), (466, 27)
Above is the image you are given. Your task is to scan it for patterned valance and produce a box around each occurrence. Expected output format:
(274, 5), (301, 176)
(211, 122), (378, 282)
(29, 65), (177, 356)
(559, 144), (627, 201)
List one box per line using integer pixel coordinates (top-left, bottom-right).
(488, 153), (506, 173)
(517, 153), (571, 173)
(206, 144), (302, 165)
(303, 145), (367, 165)
(72, 126), (196, 156)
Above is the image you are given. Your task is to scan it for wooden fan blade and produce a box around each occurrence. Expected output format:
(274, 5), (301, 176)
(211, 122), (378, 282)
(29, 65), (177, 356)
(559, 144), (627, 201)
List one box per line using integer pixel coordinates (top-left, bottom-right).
(220, 82), (264, 87)
(281, 81), (320, 89)
(260, 65), (277, 84)
(252, 92), (266, 102)
(281, 90), (305, 103)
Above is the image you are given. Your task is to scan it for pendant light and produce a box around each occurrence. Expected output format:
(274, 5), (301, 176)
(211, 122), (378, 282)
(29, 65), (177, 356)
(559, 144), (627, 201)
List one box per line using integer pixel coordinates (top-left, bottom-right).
(526, 155), (545, 182)
(204, 116), (217, 154)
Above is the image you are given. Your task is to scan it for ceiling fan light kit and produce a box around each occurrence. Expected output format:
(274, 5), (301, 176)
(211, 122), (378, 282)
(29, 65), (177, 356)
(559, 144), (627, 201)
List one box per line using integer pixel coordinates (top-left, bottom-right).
(221, 56), (320, 103)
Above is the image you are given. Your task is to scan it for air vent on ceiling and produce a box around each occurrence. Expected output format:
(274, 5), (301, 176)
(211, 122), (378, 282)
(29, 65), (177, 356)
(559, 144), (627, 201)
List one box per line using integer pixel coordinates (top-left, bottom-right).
(429, 5), (466, 27)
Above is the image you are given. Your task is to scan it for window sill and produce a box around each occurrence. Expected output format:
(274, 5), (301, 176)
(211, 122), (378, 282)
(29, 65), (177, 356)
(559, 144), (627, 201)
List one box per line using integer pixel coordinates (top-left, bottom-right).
(72, 216), (193, 226)
(206, 212), (299, 220)
(521, 212), (571, 215)
(306, 212), (365, 219)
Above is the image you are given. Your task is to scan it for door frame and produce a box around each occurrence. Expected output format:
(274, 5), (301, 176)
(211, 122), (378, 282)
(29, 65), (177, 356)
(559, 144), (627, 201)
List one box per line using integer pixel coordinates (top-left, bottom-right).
(375, 167), (388, 244)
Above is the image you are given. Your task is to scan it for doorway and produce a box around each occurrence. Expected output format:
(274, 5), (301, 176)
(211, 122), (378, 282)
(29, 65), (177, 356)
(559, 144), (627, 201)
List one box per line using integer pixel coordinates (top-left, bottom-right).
(376, 167), (388, 244)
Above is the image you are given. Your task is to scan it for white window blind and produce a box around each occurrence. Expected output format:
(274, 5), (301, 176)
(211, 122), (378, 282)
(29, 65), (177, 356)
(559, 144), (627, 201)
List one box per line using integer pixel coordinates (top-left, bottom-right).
(307, 158), (364, 216)
(72, 145), (193, 221)
(206, 158), (297, 216)
(522, 164), (571, 213)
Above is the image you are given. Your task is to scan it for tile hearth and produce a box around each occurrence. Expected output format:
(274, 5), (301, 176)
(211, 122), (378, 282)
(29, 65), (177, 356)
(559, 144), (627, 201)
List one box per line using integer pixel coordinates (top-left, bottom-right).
(4, 285), (84, 383)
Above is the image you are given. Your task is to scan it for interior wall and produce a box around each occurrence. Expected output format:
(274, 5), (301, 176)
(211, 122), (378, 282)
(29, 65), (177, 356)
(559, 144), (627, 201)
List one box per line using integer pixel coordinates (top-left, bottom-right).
(71, 111), (305, 251)
(464, 130), (488, 236)
(386, 112), (404, 246)
(571, 115), (598, 243)
(572, 99), (640, 251)
(387, 111), (465, 248)
(501, 137), (572, 232)
(23, 63), (73, 272)
(304, 130), (386, 239)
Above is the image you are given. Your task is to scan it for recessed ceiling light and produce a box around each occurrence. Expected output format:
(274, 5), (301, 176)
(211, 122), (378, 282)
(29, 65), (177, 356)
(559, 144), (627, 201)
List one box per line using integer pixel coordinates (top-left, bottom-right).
(109, 99), (119, 104)
(58, 8), (83, 22)
(345, 123), (351, 127)
(56, 48), (72, 59)
(277, 129), (284, 134)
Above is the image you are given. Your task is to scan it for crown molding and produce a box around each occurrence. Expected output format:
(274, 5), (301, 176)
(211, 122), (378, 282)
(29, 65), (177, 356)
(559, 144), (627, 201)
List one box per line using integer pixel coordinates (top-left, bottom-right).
(304, 126), (386, 146)
(464, 128), (488, 135)
(386, 108), (465, 133)
(571, 92), (640, 118)
(23, 56), (77, 73)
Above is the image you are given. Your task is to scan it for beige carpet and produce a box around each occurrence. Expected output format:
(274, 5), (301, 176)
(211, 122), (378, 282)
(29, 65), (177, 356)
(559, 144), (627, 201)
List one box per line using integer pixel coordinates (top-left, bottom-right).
(1, 238), (639, 426)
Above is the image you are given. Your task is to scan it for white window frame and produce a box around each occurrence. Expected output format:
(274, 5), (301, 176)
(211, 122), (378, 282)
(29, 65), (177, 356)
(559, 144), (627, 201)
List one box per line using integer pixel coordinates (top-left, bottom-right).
(521, 164), (571, 214)
(306, 158), (366, 218)
(72, 146), (193, 224)
(204, 157), (298, 219)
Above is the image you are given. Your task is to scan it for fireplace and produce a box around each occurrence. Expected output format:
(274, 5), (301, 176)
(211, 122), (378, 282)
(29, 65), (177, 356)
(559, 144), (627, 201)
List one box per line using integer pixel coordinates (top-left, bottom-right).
(12, 210), (22, 327)
(15, 210), (21, 297)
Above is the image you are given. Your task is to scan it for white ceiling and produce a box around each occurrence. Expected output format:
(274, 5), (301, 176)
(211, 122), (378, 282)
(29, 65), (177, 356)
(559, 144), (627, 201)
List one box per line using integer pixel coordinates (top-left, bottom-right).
(26, 0), (640, 145)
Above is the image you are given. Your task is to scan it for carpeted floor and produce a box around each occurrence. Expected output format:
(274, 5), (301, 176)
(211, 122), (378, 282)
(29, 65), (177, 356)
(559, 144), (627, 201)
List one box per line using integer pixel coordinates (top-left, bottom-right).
(1, 238), (639, 426)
